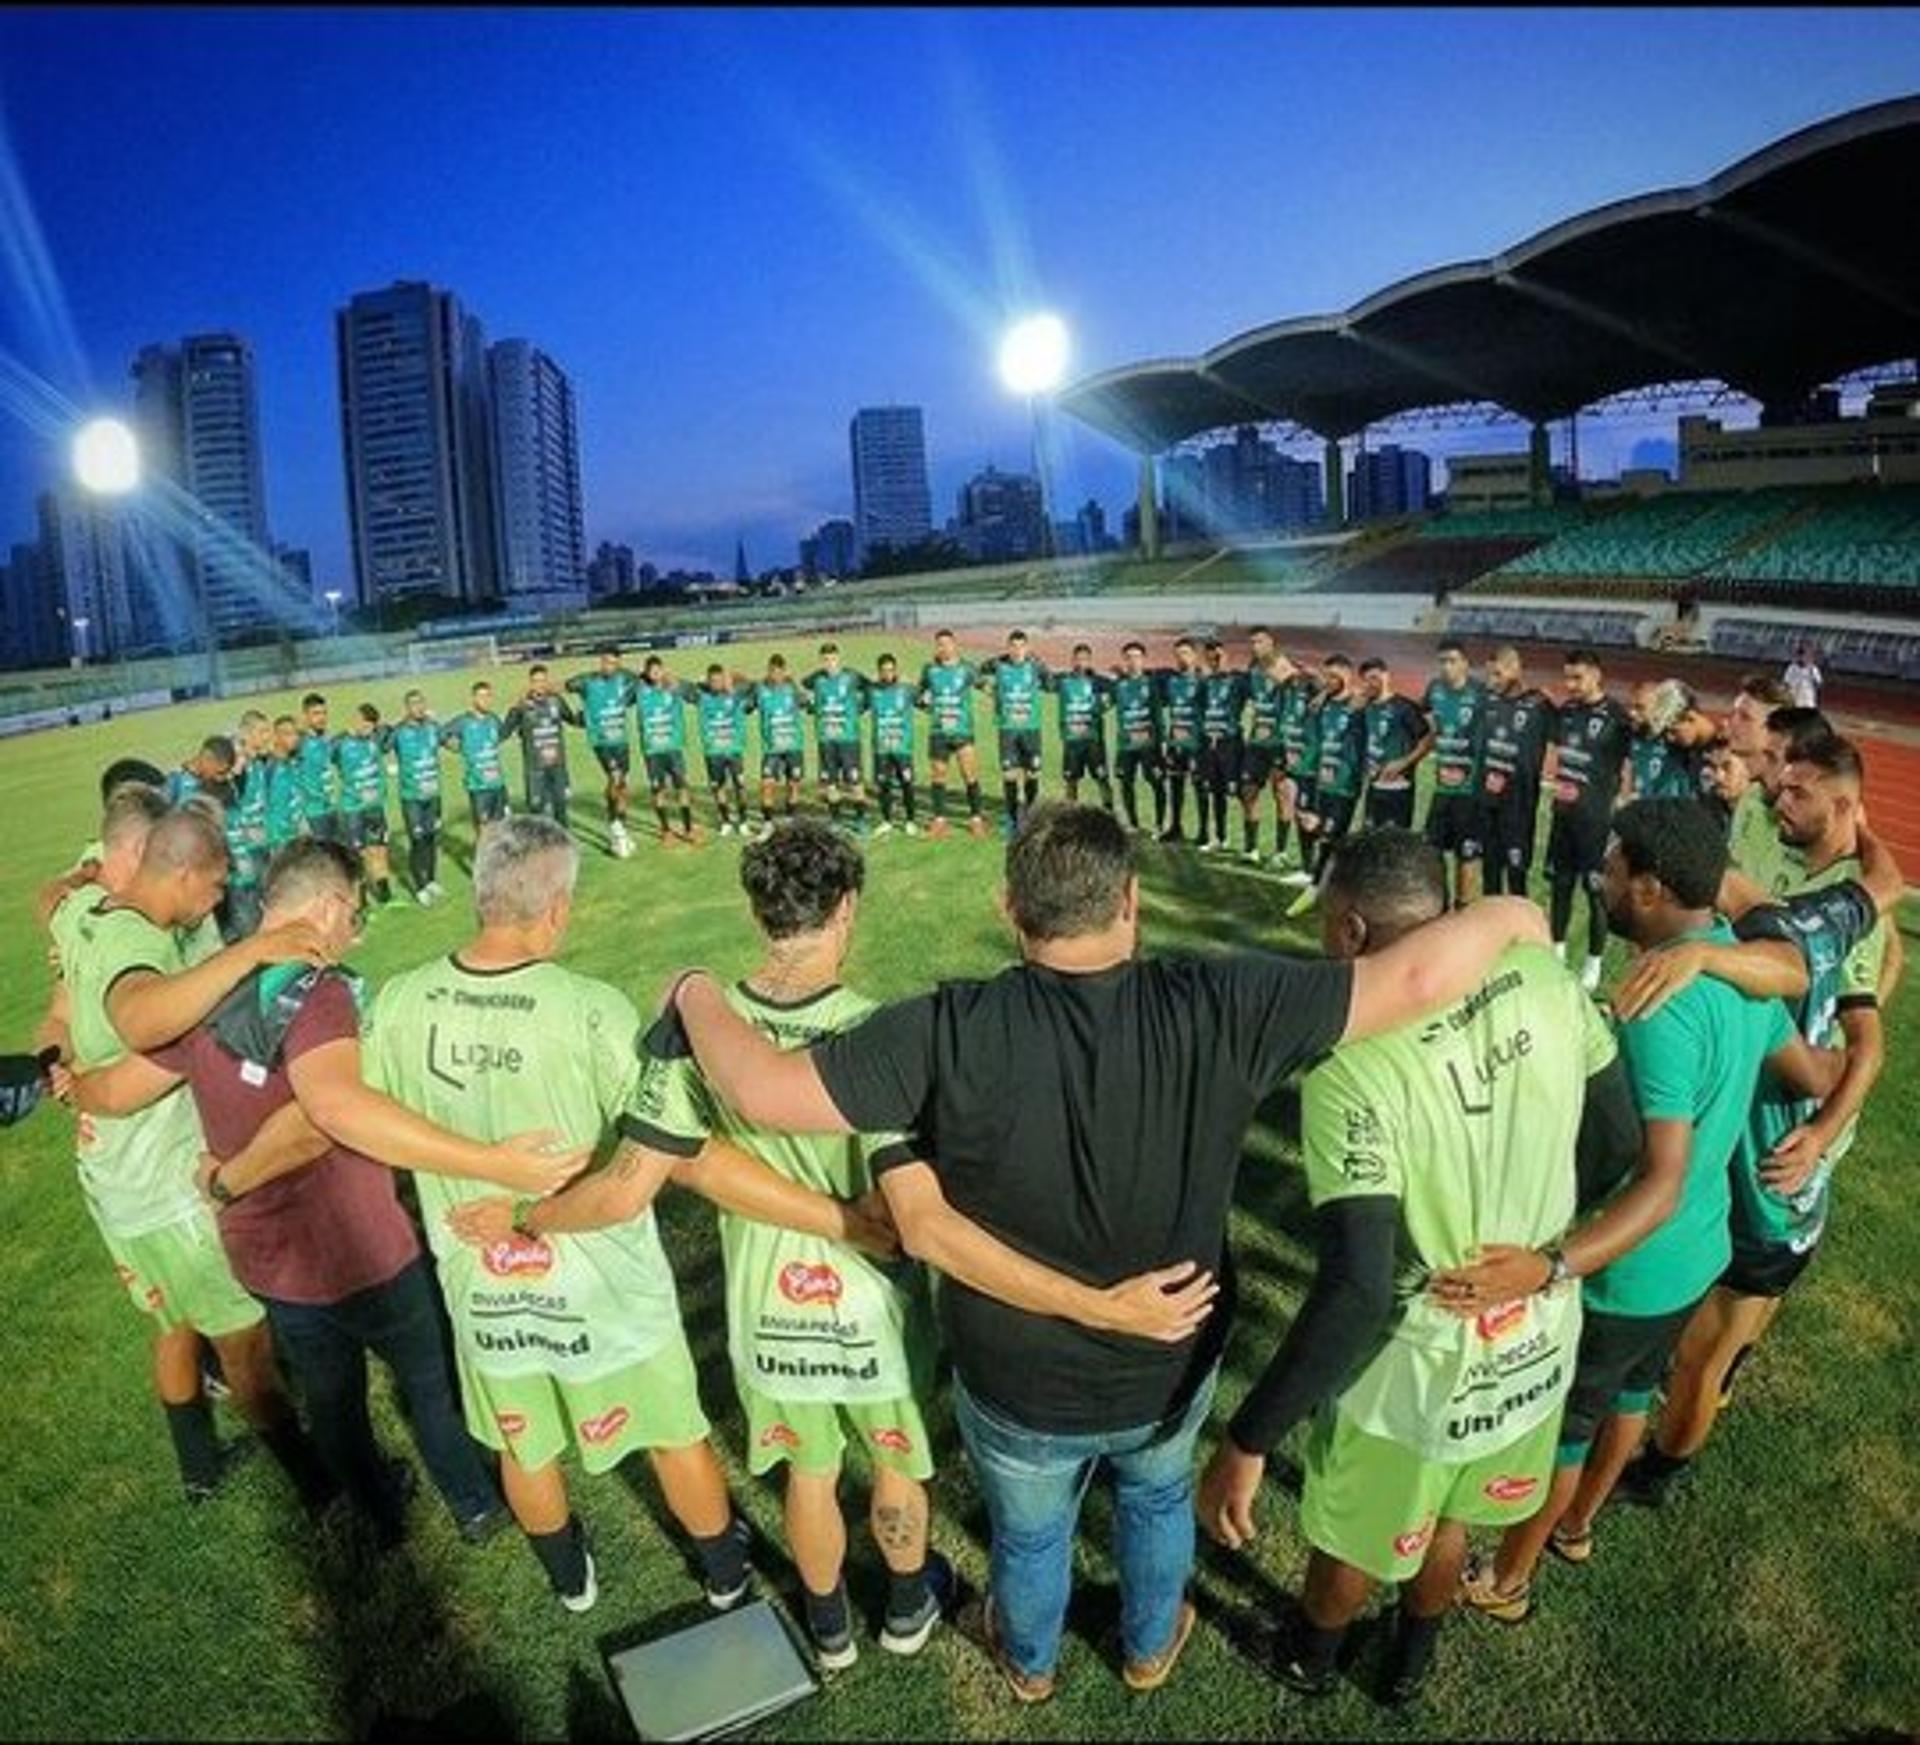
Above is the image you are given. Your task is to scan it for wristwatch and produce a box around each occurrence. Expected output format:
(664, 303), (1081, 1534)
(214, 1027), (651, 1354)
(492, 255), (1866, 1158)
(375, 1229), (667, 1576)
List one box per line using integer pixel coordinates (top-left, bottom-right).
(207, 1167), (236, 1208)
(1539, 1243), (1573, 1291)
(510, 1197), (540, 1237)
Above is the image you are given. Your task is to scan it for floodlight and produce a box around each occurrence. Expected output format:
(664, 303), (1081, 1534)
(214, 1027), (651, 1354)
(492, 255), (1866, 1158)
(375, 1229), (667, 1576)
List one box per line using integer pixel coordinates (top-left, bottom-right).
(72, 417), (140, 495)
(997, 314), (1070, 397)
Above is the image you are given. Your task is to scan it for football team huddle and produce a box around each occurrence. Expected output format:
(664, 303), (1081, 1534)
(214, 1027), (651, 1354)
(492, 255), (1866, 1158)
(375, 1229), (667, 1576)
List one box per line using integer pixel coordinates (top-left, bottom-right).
(6, 621), (1907, 1718)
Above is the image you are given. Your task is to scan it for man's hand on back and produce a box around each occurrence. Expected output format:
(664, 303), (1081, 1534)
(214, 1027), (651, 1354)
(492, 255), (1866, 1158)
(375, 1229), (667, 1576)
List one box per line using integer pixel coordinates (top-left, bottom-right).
(1096, 1260), (1219, 1343)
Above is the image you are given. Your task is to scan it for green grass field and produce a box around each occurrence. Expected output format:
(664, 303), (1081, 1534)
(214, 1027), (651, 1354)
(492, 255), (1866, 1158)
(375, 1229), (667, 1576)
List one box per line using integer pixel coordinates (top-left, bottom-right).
(1, 631), (1915, 1741)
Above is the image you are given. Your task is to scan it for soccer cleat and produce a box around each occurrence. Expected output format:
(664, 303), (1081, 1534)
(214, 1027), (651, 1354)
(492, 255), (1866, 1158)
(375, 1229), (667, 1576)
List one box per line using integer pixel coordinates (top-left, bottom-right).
(872, 819), (895, 838)
(1580, 956), (1605, 995)
(704, 1517), (755, 1612)
(903, 821), (920, 837)
(559, 1547), (599, 1615)
(1243, 849), (1263, 865)
(1275, 865), (1314, 886)
(927, 817), (952, 839)
(880, 1551), (954, 1657)
(966, 815), (989, 839)
(717, 820), (735, 838)
(1284, 884), (1321, 920)
(415, 888), (435, 907)
(1457, 1553), (1533, 1625)
(183, 1436), (258, 1506)
(457, 1503), (512, 1547)
(1196, 839), (1217, 855)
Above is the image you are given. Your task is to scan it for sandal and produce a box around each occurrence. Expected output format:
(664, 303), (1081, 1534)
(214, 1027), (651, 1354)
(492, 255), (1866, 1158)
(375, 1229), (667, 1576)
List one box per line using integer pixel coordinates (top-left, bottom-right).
(1548, 1524), (1594, 1566)
(1458, 1553), (1535, 1626)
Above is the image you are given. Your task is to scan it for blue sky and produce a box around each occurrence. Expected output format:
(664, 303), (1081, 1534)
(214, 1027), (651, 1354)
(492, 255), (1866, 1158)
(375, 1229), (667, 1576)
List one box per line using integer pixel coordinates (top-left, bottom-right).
(1, 8), (1917, 584)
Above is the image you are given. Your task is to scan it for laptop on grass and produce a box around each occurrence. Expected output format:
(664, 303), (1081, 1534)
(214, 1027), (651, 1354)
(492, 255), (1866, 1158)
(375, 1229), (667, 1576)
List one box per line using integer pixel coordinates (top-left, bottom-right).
(606, 1597), (818, 1740)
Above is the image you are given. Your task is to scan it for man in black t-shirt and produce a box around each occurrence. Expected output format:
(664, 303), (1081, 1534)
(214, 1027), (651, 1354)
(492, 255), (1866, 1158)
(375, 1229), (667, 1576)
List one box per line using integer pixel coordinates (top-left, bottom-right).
(666, 804), (1550, 1704)
(1546, 649), (1633, 993)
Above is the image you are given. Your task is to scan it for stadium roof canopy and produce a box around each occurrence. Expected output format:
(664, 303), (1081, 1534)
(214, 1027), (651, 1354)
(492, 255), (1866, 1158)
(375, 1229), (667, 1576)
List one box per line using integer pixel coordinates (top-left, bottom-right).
(1058, 96), (1920, 451)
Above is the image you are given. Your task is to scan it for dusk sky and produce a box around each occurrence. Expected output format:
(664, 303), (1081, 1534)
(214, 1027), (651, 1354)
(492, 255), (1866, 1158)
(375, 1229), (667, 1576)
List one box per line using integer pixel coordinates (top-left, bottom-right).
(2, 8), (1918, 584)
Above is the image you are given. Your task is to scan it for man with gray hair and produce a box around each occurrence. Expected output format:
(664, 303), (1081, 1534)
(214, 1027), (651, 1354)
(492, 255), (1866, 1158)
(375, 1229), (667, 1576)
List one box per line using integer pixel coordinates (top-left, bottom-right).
(363, 816), (751, 1613)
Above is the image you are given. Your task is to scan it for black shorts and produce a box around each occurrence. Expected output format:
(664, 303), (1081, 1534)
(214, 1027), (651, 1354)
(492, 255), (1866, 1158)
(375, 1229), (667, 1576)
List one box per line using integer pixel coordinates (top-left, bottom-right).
(998, 729), (1043, 775)
(1484, 784), (1541, 873)
(1162, 742), (1198, 776)
(762, 750), (805, 784)
(1240, 745), (1279, 791)
(401, 797), (441, 841)
(1558, 1300), (1701, 1452)
(819, 742), (863, 785)
(343, 806), (388, 849)
(1116, 740), (1162, 780)
(1547, 805), (1611, 882)
(1720, 1241), (1817, 1300)
(927, 731), (974, 763)
(593, 744), (632, 779)
(1199, 737), (1242, 790)
(303, 810), (341, 845)
(468, 787), (507, 829)
(874, 752), (915, 788)
(704, 754), (744, 789)
(644, 751), (687, 789)
(1425, 791), (1485, 862)
(1312, 790), (1360, 841)
(1062, 740), (1109, 783)
(1293, 776), (1320, 815)
(1364, 785), (1415, 830)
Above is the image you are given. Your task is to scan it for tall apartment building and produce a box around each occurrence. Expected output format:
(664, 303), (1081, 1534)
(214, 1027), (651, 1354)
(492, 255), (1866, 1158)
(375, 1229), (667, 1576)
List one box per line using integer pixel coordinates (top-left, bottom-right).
(336, 281), (499, 608)
(849, 405), (932, 565)
(0, 539), (62, 669)
(488, 340), (586, 604)
(1347, 443), (1433, 520)
(37, 488), (136, 660)
(953, 464), (1045, 562)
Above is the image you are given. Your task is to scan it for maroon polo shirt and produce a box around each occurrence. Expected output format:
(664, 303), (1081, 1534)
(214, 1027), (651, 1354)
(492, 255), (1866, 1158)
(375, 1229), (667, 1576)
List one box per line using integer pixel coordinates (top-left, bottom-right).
(150, 975), (420, 1305)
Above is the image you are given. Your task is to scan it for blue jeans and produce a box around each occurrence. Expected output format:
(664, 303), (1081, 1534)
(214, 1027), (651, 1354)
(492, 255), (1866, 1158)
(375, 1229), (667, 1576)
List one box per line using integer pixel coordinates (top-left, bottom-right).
(954, 1366), (1219, 1678)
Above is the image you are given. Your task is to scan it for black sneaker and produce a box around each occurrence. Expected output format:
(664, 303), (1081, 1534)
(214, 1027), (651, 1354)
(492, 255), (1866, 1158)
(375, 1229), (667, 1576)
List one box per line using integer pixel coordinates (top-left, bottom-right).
(183, 1436), (258, 1505)
(1615, 1454), (1681, 1510)
(806, 1582), (858, 1673)
(457, 1503), (512, 1547)
(1273, 1619), (1341, 1699)
(704, 1516), (754, 1611)
(198, 1348), (231, 1403)
(880, 1550), (954, 1657)
(369, 1457), (418, 1548)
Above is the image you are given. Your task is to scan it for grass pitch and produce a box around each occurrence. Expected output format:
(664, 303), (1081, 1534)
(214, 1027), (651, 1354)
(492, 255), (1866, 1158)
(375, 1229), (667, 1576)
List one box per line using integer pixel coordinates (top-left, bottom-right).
(0, 631), (1914, 1740)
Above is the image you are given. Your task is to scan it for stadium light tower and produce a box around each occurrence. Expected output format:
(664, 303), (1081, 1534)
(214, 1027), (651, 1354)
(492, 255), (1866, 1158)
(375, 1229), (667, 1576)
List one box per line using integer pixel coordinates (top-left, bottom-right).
(71, 416), (141, 497)
(997, 313), (1071, 560)
(323, 588), (344, 638)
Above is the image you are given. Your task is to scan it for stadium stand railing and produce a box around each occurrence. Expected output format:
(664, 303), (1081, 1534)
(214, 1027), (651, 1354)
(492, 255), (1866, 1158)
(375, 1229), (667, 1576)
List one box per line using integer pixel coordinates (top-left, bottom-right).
(1707, 616), (1920, 682)
(1448, 603), (1650, 650)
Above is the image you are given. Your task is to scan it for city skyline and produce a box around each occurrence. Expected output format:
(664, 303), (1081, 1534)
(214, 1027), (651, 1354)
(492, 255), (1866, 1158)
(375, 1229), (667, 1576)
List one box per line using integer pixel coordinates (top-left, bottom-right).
(2, 11), (1919, 589)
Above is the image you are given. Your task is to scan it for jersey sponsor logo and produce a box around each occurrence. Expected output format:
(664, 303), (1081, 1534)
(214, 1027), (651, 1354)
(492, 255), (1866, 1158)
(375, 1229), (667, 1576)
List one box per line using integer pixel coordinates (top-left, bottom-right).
(760, 1422), (802, 1450)
(1482, 1474), (1539, 1505)
(1392, 1517), (1436, 1560)
(495, 1411), (528, 1438)
(1475, 1300), (1529, 1342)
(481, 1234), (555, 1280)
(778, 1261), (844, 1306)
(870, 1426), (914, 1456)
(578, 1405), (631, 1446)
(1446, 1025), (1535, 1116)
(427, 1026), (526, 1090)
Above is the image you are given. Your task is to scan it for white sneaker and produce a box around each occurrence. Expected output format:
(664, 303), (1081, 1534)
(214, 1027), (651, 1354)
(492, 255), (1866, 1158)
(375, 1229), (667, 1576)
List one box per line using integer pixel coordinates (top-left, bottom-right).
(415, 888), (434, 908)
(904, 821), (920, 837)
(1277, 867), (1314, 887)
(1243, 849), (1262, 865)
(873, 820), (895, 837)
(1581, 956), (1605, 994)
(718, 820), (735, 837)
(425, 882), (446, 903)
(560, 1548), (599, 1615)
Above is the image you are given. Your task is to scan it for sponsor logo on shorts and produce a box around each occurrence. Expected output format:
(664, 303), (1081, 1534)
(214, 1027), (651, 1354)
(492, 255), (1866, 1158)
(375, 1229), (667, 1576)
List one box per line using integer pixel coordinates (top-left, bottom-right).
(578, 1406), (631, 1446)
(870, 1427), (914, 1455)
(778, 1261), (843, 1306)
(1476, 1300), (1529, 1342)
(480, 1234), (555, 1280)
(1483, 1474), (1539, 1505)
(760, 1422), (801, 1450)
(1392, 1517), (1435, 1560)
(496, 1411), (528, 1438)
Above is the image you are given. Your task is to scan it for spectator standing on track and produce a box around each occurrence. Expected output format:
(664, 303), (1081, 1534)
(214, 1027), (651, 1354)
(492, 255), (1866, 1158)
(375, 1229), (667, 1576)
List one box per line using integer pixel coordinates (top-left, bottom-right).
(1782, 643), (1823, 711)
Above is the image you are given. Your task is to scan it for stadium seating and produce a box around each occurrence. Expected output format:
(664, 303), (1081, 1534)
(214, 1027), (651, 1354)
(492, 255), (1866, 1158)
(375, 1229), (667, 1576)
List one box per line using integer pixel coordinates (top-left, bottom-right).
(1495, 491), (1806, 581)
(1449, 603), (1647, 649)
(1415, 504), (1590, 541)
(1306, 537), (1541, 596)
(1701, 484), (1920, 607)
(1708, 616), (1920, 682)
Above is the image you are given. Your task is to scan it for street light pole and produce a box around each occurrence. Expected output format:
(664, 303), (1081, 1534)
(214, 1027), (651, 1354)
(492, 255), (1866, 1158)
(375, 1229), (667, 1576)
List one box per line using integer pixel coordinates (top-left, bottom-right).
(998, 314), (1071, 566)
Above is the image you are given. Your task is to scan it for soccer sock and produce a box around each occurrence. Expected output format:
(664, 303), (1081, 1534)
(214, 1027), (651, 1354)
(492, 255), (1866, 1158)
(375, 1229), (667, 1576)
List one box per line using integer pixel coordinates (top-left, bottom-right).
(1295, 1619), (1344, 1680)
(931, 782), (948, 820)
(1022, 776), (1039, 810)
(655, 803), (672, 837)
(851, 799), (866, 826)
(1002, 780), (1020, 824)
(410, 838), (430, 888)
(713, 790), (729, 827)
(692, 1518), (749, 1593)
(1168, 776), (1187, 831)
(1212, 788), (1229, 842)
(1388, 1604), (1442, 1688)
(901, 783), (917, 822)
(1149, 773), (1167, 830)
(1549, 873), (1576, 942)
(165, 1398), (222, 1492)
(877, 785), (894, 823)
(528, 1516), (590, 1597)
(1585, 887), (1611, 956)
(804, 1579), (851, 1639)
(886, 1560), (931, 1619)
(1243, 816), (1260, 854)
(1120, 775), (1140, 827)
(1273, 816), (1291, 859)
(373, 878), (392, 905)
(965, 781), (983, 819)
(679, 805), (692, 835)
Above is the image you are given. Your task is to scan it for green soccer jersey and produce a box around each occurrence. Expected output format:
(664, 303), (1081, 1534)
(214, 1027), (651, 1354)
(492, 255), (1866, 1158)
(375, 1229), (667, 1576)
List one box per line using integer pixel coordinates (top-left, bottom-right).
(1110, 673), (1160, 749)
(264, 758), (304, 848)
(1364, 696), (1427, 785)
(1201, 671), (1247, 741)
(695, 688), (751, 758)
(295, 729), (338, 817)
(1160, 668), (1204, 749)
(1629, 732), (1695, 801)
(1589, 922), (1798, 1318)
(919, 659), (979, 739)
(364, 956), (685, 1382)
(1314, 694), (1369, 798)
(1049, 670), (1108, 745)
(334, 733), (387, 812)
(388, 720), (443, 802)
(1423, 677), (1485, 798)
(985, 657), (1047, 732)
(566, 670), (638, 750)
(868, 682), (918, 758)
(1727, 784), (1806, 895)
(623, 983), (931, 1405)
(226, 760), (271, 888)
(806, 670), (867, 746)
(1303, 944), (1612, 1461)
(60, 893), (208, 1239)
(754, 681), (807, 755)
(441, 711), (507, 794)
(635, 681), (688, 755)
(1278, 676), (1318, 768)
(1246, 667), (1282, 748)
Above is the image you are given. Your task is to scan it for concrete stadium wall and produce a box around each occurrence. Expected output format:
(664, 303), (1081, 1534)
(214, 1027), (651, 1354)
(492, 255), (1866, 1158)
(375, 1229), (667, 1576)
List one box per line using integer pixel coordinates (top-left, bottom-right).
(895, 592), (1435, 635)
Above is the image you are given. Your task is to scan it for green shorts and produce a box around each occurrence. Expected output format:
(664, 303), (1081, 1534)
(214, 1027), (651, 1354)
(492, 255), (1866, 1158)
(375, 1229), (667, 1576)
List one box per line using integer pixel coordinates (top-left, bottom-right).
(460, 1332), (711, 1476)
(103, 1213), (263, 1339)
(740, 1380), (934, 1482)
(1301, 1405), (1562, 1585)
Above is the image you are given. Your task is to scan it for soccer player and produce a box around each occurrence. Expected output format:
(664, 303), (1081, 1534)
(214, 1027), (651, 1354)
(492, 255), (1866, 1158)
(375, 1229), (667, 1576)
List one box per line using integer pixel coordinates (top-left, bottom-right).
(917, 629), (987, 838)
(1045, 643), (1115, 813)
(1195, 639), (1246, 854)
(1420, 641), (1487, 908)
(1156, 636), (1205, 845)
(1442, 800), (1837, 1621)
(1199, 829), (1640, 1706)
(803, 642), (871, 833)
(390, 689), (447, 904)
(634, 655), (697, 844)
(867, 653), (921, 835)
(979, 629), (1049, 837)
(1359, 658), (1430, 831)
(1545, 649), (1634, 993)
(46, 800), (333, 1506)
(363, 817), (752, 1614)
(565, 646), (640, 858)
(1610, 742), (1893, 1505)
(1238, 632), (1292, 864)
(221, 713), (275, 940)
(1721, 673), (1797, 887)
(1284, 655), (1367, 917)
(503, 664), (581, 828)
(1109, 640), (1166, 837)
(295, 692), (341, 844)
(167, 734), (237, 807)
(441, 680), (512, 838)
(693, 664), (753, 836)
(1625, 681), (1701, 802)
(1479, 646), (1554, 898)
(335, 703), (395, 906)
(1273, 650), (1322, 877)
(753, 654), (809, 830)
